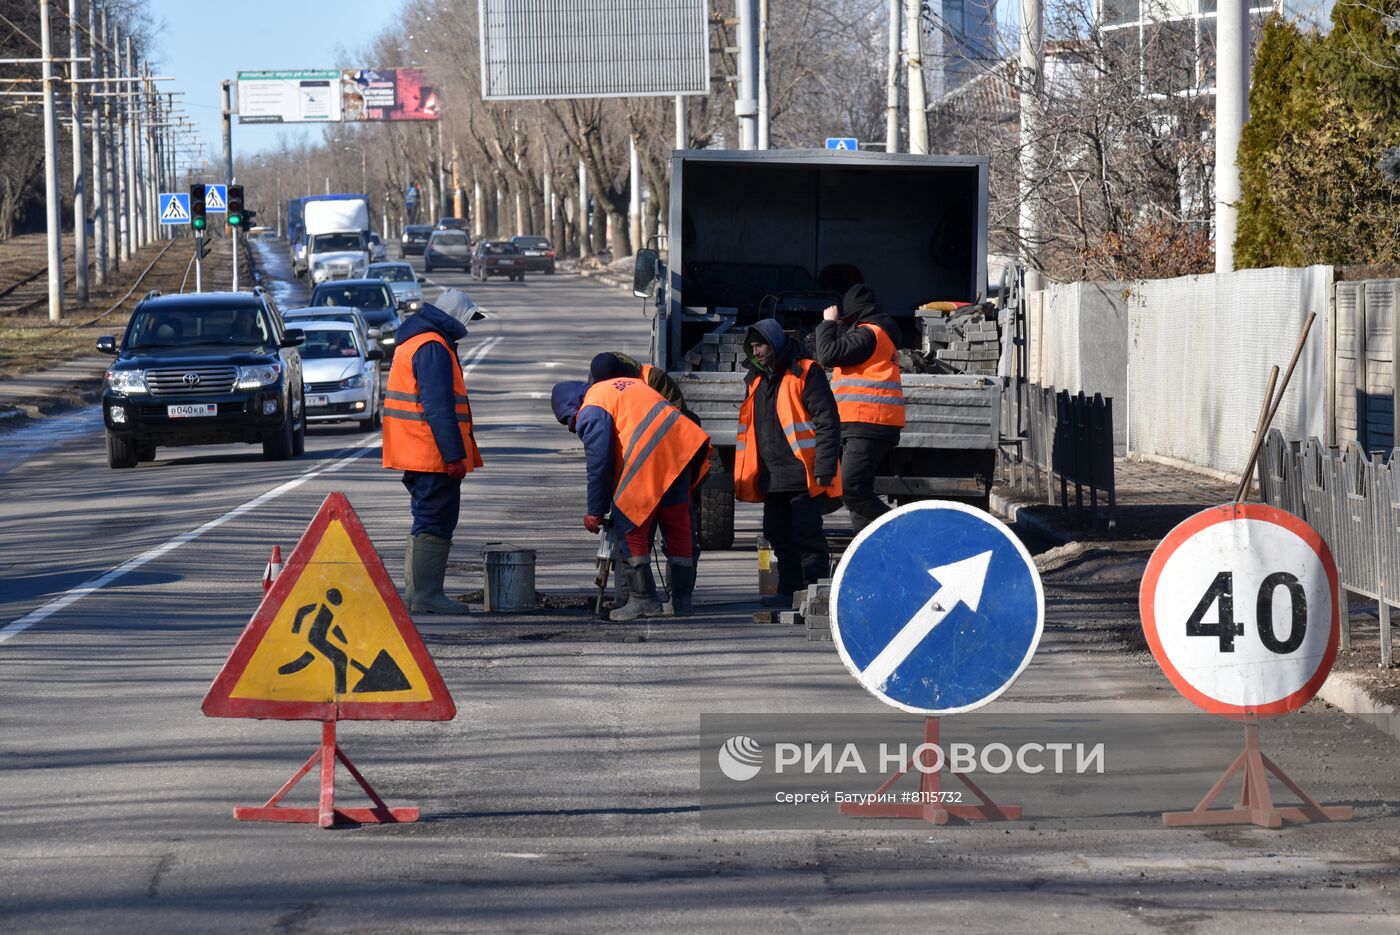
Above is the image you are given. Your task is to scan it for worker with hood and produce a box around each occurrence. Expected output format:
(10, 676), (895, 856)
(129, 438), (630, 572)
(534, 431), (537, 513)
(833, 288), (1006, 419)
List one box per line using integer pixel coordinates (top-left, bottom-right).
(382, 302), (483, 613)
(814, 283), (905, 534)
(735, 318), (841, 607)
(552, 375), (711, 620)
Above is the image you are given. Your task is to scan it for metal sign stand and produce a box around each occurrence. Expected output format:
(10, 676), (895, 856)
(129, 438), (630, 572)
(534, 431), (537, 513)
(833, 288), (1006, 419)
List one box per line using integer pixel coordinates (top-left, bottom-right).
(838, 717), (1021, 825)
(233, 718), (420, 828)
(1163, 718), (1352, 828)
(194, 233), (203, 293)
(231, 225), (240, 291)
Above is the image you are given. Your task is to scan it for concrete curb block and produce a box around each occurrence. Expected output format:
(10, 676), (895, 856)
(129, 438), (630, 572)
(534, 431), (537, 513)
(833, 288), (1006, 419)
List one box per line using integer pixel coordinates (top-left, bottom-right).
(989, 490), (1074, 546)
(1317, 670), (1400, 742)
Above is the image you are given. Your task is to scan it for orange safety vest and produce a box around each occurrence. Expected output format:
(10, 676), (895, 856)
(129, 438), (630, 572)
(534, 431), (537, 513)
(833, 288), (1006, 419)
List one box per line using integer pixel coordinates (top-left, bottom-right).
(583, 377), (710, 526)
(381, 331), (483, 473)
(831, 322), (904, 428)
(735, 360), (843, 503)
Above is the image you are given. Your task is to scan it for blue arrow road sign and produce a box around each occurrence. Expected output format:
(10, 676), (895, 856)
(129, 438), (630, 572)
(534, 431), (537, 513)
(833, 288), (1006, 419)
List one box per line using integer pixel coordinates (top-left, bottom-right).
(204, 184), (227, 212)
(825, 137), (859, 151)
(158, 192), (190, 225)
(405, 185), (418, 205)
(831, 501), (1044, 715)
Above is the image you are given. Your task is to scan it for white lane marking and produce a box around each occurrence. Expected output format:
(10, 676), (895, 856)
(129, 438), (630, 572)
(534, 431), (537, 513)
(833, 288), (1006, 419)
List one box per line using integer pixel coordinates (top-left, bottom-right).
(0, 439), (376, 647)
(461, 335), (503, 376)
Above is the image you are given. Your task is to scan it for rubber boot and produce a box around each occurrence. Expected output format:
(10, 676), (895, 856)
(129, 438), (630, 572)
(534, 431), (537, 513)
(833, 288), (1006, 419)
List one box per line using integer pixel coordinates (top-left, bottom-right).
(403, 534), (416, 598)
(408, 533), (463, 614)
(610, 559), (663, 621)
(669, 562), (696, 617)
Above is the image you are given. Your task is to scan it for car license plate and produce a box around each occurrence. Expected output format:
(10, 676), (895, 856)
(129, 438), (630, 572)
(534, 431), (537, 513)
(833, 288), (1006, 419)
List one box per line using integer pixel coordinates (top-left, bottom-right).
(168, 404), (216, 418)
(307, 395), (330, 408)
(525, 250), (543, 256)
(498, 259), (515, 266)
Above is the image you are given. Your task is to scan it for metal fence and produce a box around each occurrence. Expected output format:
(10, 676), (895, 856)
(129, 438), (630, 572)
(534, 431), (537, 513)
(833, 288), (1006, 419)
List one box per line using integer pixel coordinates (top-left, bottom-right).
(1257, 428), (1398, 667)
(999, 382), (1116, 513)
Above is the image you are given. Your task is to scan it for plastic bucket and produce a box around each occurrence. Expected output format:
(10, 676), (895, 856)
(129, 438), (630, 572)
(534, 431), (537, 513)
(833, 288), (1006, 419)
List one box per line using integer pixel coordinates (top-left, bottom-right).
(482, 543), (536, 612)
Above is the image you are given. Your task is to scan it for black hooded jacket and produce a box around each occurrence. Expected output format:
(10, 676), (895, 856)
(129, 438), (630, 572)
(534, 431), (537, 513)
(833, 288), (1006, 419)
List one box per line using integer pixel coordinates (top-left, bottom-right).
(813, 284), (903, 442)
(743, 318), (841, 495)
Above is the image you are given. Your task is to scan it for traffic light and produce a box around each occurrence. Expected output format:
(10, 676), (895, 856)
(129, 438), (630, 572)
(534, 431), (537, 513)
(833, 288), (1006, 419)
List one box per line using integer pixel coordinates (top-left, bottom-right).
(190, 183), (206, 232)
(227, 185), (245, 228)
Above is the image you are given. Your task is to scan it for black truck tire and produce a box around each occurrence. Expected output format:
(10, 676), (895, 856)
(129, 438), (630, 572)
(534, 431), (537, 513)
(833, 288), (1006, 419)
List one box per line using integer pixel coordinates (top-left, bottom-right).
(696, 486), (735, 551)
(106, 434), (138, 469)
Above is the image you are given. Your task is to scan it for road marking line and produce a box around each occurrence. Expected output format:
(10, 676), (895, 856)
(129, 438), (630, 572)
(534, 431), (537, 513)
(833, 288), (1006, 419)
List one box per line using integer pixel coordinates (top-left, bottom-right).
(462, 336), (503, 376)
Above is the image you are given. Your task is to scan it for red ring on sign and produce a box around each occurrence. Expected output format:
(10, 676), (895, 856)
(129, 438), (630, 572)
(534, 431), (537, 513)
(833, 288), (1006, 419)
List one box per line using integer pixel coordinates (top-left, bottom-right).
(1139, 502), (1340, 719)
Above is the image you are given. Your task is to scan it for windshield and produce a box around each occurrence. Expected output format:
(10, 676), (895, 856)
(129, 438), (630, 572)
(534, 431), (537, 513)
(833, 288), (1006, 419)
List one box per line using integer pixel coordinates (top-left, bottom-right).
(126, 305), (273, 349)
(289, 311), (355, 328)
(312, 232), (365, 252)
(433, 233), (468, 246)
(515, 237), (550, 249)
(300, 329), (363, 360)
(483, 242), (519, 255)
(312, 284), (393, 309)
(371, 265), (414, 282)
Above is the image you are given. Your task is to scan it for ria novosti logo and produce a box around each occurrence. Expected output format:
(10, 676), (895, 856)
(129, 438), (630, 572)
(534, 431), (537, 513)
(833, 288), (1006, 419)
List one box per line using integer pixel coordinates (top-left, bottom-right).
(717, 735), (763, 781)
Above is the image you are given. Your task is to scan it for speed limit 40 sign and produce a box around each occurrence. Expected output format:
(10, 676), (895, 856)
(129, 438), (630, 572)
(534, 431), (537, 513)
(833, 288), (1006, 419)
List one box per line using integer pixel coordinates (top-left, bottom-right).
(1140, 503), (1340, 718)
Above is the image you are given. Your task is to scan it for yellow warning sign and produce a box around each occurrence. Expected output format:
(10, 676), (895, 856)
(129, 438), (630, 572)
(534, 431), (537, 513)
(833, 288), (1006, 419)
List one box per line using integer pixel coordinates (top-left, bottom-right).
(203, 493), (455, 721)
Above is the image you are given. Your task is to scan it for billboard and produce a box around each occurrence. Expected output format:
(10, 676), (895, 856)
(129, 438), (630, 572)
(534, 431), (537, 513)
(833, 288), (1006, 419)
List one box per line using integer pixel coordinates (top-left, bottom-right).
(479, 0), (709, 100)
(340, 69), (440, 121)
(236, 70), (341, 124)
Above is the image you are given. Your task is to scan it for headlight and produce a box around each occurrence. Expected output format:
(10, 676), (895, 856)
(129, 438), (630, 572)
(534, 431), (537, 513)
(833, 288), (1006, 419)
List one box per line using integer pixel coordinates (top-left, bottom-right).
(106, 369), (147, 394)
(408, 300), (421, 311)
(340, 374), (366, 389)
(236, 363), (282, 390)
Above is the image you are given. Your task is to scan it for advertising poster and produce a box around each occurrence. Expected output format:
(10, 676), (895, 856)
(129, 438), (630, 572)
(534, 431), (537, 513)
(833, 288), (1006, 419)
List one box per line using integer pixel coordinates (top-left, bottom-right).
(340, 69), (441, 122)
(236, 70), (342, 124)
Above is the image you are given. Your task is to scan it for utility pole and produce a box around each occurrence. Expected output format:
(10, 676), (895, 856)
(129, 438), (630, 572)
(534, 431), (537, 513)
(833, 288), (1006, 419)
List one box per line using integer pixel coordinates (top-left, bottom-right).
(40, 0), (64, 322)
(1215, 0), (1248, 273)
(757, 0), (770, 150)
(542, 145), (554, 244)
(1019, 0), (1044, 287)
(628, 135), (641, 253)
(221, 79), (232, 186)
(885, 0), (901, 152)
(736, 0), (759, 150)
(904, 0), (927, 155)
(90, 0), (107, 286)
(435, 120), (446, 215)
(578, 160), (591, 256)
(69, 0), (88, 302)
(675, 96), (687, 150)
(125, 36), (142, 250)
(106, 13), (124, 269)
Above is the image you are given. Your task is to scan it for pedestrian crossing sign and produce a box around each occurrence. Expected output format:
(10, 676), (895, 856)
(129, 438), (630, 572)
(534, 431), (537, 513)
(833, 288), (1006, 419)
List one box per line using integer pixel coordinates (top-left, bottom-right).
(204, 184), (227, 212)
(202, 493), (456, 722)
(825, 137), (859, 151)
(158, 192), (190, 225)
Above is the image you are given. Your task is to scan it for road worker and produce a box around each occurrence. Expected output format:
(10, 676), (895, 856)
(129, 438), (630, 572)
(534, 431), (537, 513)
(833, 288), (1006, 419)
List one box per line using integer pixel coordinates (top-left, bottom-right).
(589, 351), (688, 412)
(382, 303), (482, 614)
(814, 283), (904, 535)
(736, 318), (841, 607)
(552, 375), (711, 620)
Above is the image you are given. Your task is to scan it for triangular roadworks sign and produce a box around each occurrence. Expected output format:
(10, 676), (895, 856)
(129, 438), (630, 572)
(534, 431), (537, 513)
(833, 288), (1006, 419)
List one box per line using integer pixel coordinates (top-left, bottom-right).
(202, 493), (456, 722)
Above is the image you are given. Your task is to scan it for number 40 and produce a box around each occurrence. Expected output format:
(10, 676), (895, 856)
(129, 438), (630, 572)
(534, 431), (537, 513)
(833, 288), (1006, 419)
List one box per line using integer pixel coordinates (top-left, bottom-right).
(1185, 571), (1308, 654)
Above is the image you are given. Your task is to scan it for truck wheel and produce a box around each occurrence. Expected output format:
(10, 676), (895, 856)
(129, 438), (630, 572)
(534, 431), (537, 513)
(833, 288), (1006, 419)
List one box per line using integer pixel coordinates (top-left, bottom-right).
(696, 487), (735, 551)
(106, 434), (138, 469)
(263, 416), (295, 461)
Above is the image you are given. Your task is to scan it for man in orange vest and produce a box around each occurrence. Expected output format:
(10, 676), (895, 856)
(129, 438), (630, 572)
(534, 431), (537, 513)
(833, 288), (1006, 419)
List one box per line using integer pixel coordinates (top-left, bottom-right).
(815, 284), (904, 535)
(735, 319), (842, 607)
(552, 376), (710, 620)
(382, 303), (483, 614)
(590, 351), (687, 411)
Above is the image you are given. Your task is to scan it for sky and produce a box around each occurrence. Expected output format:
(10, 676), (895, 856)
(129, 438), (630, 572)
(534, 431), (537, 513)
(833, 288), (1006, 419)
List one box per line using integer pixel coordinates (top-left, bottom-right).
(146, 0), (406, 164)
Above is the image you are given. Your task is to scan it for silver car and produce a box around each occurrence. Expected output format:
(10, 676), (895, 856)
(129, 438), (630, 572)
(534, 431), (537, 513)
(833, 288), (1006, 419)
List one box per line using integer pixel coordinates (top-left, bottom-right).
(368, 261), (425, 313)
(368, 231), (388, 263)
(296, 321), (383, 430)
(282, 305), (378, 348)
(424, 229), (472, 272)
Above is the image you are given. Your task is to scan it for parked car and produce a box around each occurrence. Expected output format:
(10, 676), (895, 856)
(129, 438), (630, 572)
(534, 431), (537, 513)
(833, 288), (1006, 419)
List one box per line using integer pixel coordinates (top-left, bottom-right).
(400, 224), (433, 257)
(424, 230), (472, 273)
(511, 235), (556, 274)
(308, 279), (402, 361)
(368, 260), (425, 313)
(296, 321), (383, 431)
(434, 217), (469, 232)
(96, 290), (306, 468)
(473, 241), (526, 281)
(282, 305), (377, 348)
(367, 231), (388, 262)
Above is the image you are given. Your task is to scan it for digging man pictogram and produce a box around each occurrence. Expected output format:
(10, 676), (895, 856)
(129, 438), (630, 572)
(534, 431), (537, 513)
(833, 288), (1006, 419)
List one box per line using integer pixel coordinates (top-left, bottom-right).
(278, 588), (413, 694)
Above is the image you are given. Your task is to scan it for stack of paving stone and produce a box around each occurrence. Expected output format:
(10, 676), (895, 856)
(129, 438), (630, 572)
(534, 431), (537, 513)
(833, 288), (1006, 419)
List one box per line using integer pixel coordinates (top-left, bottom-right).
(798, 580), (832, 642)
(917, 304), (1001, 375)
(681, 331), (749, 372)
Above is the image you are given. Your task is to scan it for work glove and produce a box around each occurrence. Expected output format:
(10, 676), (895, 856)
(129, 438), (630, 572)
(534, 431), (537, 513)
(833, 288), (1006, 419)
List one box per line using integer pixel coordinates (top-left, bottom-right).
(816, 476), (834, 487)
(445, 460), (468, 480)
(583, 514), (603, 534)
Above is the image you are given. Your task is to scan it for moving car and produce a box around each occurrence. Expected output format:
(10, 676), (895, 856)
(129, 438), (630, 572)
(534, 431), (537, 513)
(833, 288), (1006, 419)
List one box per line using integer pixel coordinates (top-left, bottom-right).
(296, 320), (383, 430)
(424, 229), (472, 273)
(473, 241), (525, 281)
(97, 290), (306, 468)
(308, 279), (402, 360)
(400, 224), (433, 257)
(435, 217), (469, 231)
(308, 231), (370, 284)
(367, 231), (388, 263)
(368, 260), (425, 313)
(282, 305), (377, 348)
(249, 226), (278, 241)
(511, 235), (556, 274)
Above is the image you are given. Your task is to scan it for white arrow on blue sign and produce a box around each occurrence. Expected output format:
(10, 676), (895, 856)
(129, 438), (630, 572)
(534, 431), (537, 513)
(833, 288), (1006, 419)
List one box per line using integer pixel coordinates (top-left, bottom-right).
(825, 137), (859, 151)
(205, 184), (227, 212)
(158, 192), (190, 225)
(831, 501), (1044, 715)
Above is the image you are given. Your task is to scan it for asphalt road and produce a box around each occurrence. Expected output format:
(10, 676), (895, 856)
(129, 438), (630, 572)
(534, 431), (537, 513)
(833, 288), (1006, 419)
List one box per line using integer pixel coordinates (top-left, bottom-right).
(1, 246), (1397, 933)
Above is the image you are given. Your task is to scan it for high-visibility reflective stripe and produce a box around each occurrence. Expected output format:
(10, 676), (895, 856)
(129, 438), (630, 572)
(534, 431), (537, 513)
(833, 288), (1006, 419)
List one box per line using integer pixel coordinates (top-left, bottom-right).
(786, 420), (814, 434)
(736, 440), (747, 450)
(384, 390), (417, 403)
(790, 437), (817, 450)
(614, 409), (682, 501)
(384, 408), (472, 424)
(618, 399), (671, 469)
(832, 378), (902, 391)
(833, 393), (906, 406)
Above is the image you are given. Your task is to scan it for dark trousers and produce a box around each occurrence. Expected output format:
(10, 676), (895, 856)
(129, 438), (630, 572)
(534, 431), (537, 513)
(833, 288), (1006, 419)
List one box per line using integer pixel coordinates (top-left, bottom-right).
(841, 435), (895, 535)
(763, 492), (829, 595)
(613, 469), (694, 563)
(402, 470), (461, 540)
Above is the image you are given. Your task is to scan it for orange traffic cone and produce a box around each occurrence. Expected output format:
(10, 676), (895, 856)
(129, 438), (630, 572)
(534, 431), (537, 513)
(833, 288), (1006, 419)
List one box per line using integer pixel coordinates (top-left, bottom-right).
(262, 545), (283, 592)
